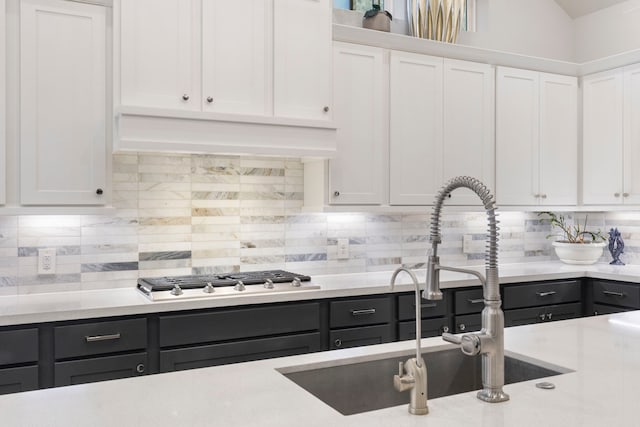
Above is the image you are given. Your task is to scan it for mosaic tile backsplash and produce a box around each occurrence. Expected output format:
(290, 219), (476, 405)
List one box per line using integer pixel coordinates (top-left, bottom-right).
(0, 153), (636, 295)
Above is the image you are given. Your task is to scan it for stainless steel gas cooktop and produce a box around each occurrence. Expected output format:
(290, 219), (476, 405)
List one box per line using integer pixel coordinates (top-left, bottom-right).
(137, 270), (319, 301)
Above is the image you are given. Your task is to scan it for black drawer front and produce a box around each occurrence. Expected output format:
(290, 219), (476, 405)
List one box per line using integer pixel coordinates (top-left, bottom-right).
(0, 328), (38, 366)
(593, 281), (640, 309)
(398, 318), (450, 341)
(454, 288), (485, 315)
(504, 303), (582, 327)
(0, 366), (39, 395)
(160, 302), (320, 348)
(330, 325), (392, 350)
(54, 352), (147, 387)
(593, 303), (634, 316)
(454, 313), (482, 333)
(160, 332), (321, 373)
(503, 280), (580, 310)
(398, 293), (447, 320)
(54, 318), (147, 359)
(330, 297), (391, 328)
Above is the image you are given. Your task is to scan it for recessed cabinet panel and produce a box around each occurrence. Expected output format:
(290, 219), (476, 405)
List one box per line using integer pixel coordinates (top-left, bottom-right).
(20, 0), (106, 205)
(496, 67), (539, 205)
(0, 1), (5, 205)
(623, 64), (640, 204)
(389, 51), (443, 205)
(329, 43), (386, 205)
(201, 0), (269, 115)
(273, 0), (332, 121)
(582, 70), (624, 205)
(0, 366), (39, 395)
(120, 0), (200, 111)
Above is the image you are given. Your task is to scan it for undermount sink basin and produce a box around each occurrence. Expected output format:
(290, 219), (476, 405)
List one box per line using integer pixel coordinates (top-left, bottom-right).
(278, 345), (572, 416)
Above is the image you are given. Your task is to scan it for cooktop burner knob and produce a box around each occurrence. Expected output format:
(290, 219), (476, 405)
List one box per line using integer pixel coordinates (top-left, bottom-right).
(203, 282), (215, 293)
(264, 279), (274, 289)
(170, 284), (183, 296)
(234, 280), (246, 292)
(291, 277), (302, 287)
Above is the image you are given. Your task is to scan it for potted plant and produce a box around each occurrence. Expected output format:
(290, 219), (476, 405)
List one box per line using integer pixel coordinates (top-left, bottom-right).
(538, 212), (607, 265)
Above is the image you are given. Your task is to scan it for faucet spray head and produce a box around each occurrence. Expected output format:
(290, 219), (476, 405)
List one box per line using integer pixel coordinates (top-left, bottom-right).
(424, 255), (443, 300)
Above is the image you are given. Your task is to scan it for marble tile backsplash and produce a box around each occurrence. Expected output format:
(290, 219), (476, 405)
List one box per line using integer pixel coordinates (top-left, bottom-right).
(0, 152), (634, 295)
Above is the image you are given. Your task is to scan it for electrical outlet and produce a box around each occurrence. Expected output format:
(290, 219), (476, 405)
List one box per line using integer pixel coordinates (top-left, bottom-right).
(38, 248), (57, 275)
(337, 238), (350, 260)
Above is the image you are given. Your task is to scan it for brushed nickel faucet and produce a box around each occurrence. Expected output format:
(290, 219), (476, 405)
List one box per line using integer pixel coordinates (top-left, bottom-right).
(426, 176), (509, 403)
(390, 267), (428, 415)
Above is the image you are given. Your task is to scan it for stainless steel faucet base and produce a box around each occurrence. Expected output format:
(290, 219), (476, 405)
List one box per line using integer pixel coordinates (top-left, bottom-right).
(477, 389), (510, 403)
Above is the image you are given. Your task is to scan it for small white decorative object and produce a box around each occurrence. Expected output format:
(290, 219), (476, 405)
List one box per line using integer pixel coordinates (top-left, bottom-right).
(552, 241), (606, 265)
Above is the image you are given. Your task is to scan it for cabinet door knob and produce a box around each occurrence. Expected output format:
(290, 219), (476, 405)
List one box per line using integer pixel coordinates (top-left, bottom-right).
(182, 94), (190, 101)
(206, 96), (213, 103)
(546, 313), (553, 320)
(539, 314), (546, 321)
(458, 323), (466, 331)
(323, 106), (329, 112)
(441, 326), (449, 333)
(541, 194), (547, 199)
(96, 188), (103, 195)
(333, 191), (340, 197)
(136, 363), (145, 374)
(334, 338), (342, 348)
(614, 193), (621, 197)
(534, 194), (541, 198)
(623, 192), (630, 197)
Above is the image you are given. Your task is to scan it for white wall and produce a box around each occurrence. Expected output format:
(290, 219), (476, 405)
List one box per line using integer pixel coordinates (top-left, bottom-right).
(574, 0), (640, 63)
(456, 0), (575, 62)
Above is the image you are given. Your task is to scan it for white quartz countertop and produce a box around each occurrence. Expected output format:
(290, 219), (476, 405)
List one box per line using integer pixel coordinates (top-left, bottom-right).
(1, 261), (640, 326)
(1, 311), (639, 427)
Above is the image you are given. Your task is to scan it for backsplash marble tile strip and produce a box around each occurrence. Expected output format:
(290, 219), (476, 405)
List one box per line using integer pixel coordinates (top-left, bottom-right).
(5, 152), (639, 295)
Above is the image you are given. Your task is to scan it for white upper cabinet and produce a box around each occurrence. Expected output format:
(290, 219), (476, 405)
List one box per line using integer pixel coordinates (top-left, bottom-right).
(443, 59), (495, 206)
(496, 67), (577, 206)
(0, 0), (5, 205)
(329, 43), (387, 205)
(201, 0), (270, 115)
(389, 53), (493, 206)
(389, 51), (443, 205)
(120, 0), (200, 111)
(20, 0), (107, 205)
(583, 65), (640, 205)
(274, 0), (332, 122)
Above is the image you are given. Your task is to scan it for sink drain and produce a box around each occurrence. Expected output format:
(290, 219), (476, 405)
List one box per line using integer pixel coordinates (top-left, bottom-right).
(535, 382), (556, 390)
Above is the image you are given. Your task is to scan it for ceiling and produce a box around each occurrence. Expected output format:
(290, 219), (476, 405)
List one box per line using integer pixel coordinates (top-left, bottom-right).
(554, 0), (630, 18)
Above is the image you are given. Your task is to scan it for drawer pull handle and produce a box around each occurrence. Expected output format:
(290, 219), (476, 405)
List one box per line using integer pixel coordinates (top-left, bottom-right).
(602, 290), (625, 298)
(85, 333), (121, 343)
(413, 303), (438, 308)
(536, 291), (557, 297)
(467, 298), (484, 304)
(350, 308), (376, 316)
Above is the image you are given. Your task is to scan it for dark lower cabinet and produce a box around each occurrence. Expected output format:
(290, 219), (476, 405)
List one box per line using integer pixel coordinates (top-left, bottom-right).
(160, 333), (321, 373)
(398, 318), (450, 340)
(593, 303), (635, 316)
(0, 366), (38, 394)
(330, 325), (392, 350)
(454, 313), (482, 333)
(54, 352), (147, 387)
(504, 303), (582, 327)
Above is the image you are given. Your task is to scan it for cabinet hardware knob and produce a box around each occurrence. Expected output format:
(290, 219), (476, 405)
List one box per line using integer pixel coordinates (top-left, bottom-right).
(182, 94), (190, 101)
(539, 314), (546, 321)
(546, 313), (553, 320)
(323, 106), (329, 112)
(541, 194), (547, 199)
(96, 188), (103, 195)
(206, 96), (213, 103)
(442, 326), (449, 333)
(334, 338), (342, 348)
(623, 192), (630, 197)
(333, 191), (340, 197)
(136, 363), (145, 374)
(458, 323), (466, 331)
(534, 194), (540, 198)
(614, 192), (621, 197)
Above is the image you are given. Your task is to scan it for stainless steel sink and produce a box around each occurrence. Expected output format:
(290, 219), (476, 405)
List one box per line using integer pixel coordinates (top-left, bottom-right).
(278, 346), (572, 416)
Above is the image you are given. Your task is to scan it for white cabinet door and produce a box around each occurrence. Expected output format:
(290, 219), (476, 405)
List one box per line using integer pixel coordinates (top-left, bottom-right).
(329, 43), (387, 205)
(582, 69), (624, 205)
(273, 0), (332, 121)
(623, 64), (640, 204)
(496, 67), (539, 206)
(201, 0), (270, 115)
(443, 59), (494, 206)
(120, 0), (200, 111)
(0, 0), (5, 205)
(539, 73), (577, 206)
(389, 51), (443, 205)
(20, 0), (107, 205)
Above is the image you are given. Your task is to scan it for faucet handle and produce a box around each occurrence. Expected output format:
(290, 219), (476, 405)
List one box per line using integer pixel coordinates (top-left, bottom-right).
(443, 333), (481, 356)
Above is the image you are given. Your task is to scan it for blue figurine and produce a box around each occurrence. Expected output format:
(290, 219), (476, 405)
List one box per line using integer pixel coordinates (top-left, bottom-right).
(608, 228), (625, 265)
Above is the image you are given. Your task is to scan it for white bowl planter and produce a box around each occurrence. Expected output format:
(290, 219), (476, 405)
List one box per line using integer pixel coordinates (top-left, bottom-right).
(552, 241), (606, 265)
